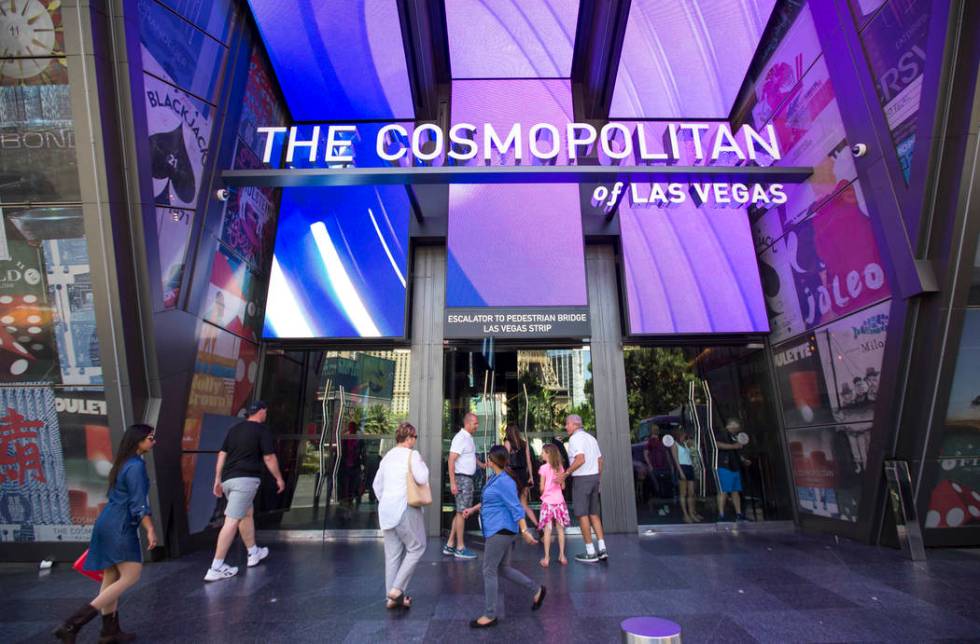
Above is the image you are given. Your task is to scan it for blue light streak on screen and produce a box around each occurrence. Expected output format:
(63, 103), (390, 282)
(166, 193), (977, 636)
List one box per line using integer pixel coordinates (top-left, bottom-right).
(246, 0), (415, 120)
(611, 0), (776, 118)
(263, 123), (410, 339)
(446, 0), (579, 78)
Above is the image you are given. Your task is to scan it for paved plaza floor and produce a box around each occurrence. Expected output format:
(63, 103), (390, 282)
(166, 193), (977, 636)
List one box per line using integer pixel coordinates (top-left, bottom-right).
(2, 528), (980, 643)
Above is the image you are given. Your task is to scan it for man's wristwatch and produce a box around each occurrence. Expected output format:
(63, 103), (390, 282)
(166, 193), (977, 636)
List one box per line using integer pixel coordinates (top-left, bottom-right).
(520, 528), (529, 535)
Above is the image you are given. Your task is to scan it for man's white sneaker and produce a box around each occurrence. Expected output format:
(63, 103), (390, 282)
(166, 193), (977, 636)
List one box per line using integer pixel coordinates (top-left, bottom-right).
(204, 564), (239, 581)
(247, 547), (269, 567)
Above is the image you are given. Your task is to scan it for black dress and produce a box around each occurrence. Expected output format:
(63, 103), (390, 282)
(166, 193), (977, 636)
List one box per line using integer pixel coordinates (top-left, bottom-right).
(509, 443), (535, 490)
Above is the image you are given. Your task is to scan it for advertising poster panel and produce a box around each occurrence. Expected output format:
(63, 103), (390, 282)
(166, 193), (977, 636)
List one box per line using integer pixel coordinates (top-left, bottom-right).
(750, 58), (858, 250)
(138, 0), (226, 104)
(788, 423), (871, 523)
(142, 67), (214, 210)
(0, 386), (74, 542)
(759, 237), (807, 344)
(815, 301), (890, 424)
(43, 238), (102, 386)
(219, 141), (277, 271)
(0, 60), (80, 205)
(55, 390), (111, 527)
(156, 207), (194, 309)
(774, 333), (835, 428)
(0, 235), (59, 383)
(860, 0), (931, 183)
(238, 49), (287, 158)
(751, 6), (823, 127)
(758, 183), (890, 342)
(203, 245), (264, 343)
(925, 309), (980, 529)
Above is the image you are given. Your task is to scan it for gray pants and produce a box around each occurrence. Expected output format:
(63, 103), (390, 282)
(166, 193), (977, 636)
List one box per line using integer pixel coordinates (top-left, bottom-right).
(383, 506), (426, 594)
(482, 533), (539, 619)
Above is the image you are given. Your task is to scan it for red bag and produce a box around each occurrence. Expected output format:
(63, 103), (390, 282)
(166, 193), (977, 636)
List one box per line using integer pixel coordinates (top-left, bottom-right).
(73, 549), (104, 582)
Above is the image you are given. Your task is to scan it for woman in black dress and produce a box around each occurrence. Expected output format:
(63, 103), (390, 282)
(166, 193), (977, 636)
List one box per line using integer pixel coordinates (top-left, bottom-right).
(504, 424), (538, 531)
(54, 424), (158, 643)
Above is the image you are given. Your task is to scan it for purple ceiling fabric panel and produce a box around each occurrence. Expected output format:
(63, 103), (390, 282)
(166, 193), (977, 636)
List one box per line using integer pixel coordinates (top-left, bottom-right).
(447, 79), (587, 307)
(611, 0), (777, 118)
(621, 199), (770, 334)
(446, 0), (579, 78)
(246, 0), (414, 120)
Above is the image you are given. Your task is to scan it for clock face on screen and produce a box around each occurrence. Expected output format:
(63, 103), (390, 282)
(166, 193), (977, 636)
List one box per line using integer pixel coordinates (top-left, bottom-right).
(0, 0), (60, 79)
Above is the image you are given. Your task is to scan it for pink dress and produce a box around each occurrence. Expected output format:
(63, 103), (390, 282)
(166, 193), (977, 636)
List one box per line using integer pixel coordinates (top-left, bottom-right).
(538, 463), (570, 527)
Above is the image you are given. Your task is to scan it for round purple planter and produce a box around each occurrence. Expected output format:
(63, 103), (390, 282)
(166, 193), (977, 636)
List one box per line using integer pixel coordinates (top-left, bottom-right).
(620, 616), (682, 643)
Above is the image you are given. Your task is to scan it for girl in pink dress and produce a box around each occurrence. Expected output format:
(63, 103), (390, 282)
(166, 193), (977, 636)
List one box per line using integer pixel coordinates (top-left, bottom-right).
(538, 444), (570, 566)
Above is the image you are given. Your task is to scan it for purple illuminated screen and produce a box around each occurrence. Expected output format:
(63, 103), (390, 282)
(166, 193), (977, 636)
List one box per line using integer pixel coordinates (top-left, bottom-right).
(611, 0), (776, 118)
(447, 79), (586, 308)
(446, 0), (579, 78)
(621, 198), (769, 335)
(246, 0), (414, 120)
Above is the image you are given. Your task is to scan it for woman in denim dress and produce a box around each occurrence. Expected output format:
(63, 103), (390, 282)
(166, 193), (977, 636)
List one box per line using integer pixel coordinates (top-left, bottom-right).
(54, 424), (158, 643)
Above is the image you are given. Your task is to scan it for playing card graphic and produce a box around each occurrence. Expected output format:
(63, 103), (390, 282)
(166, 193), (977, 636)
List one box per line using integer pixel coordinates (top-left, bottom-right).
(142, 70), (212, 209)
(150, 125), (195, 205)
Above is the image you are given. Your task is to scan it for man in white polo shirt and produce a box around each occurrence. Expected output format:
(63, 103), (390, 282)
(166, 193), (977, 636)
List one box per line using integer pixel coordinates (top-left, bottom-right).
(557, 414), (607, 563)
(444, 412), (484, 559)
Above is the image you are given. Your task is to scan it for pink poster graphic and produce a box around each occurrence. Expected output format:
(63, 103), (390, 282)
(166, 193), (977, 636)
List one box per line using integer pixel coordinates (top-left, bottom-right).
(783, 183), (890, 332)
(752, 6), (823, 126)
(751, 58), (858, 249)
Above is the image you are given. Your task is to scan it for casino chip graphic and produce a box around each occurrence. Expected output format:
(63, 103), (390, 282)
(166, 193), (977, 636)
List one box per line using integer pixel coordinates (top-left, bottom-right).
(150, 125), (196, 205)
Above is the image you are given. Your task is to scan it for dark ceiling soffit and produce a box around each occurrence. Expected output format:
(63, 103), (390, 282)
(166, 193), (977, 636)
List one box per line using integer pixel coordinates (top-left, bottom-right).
(572, 0), (632, 119)
(398, 0), (450, 121)
(223, 165), (812, 187)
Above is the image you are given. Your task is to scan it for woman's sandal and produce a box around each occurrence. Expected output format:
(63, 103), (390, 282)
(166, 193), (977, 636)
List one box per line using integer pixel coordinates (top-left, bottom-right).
(386, 592), (411, 609)
(470, 617), (498, 628)
(532, 585), (547, 610)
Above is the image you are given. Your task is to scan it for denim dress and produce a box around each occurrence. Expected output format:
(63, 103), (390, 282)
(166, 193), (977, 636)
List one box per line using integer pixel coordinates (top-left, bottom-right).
(84, 456), (151, 571)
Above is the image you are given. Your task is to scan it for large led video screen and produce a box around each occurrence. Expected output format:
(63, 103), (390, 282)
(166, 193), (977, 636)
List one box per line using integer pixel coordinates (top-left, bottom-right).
(446, 79), (587, 308)
(263, 184), (409, 339)
(620, 178), (769, 335)
(246, 0), (414, 120)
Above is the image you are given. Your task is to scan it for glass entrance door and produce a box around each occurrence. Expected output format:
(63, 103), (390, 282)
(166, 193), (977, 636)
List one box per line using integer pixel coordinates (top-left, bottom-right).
(256, 349), (411, 534)
(441, 345), (594, 537)
(626, 345), (793, 526)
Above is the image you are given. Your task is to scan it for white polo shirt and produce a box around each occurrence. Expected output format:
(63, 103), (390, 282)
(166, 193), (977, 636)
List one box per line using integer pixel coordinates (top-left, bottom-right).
(567, 429), (601, 477)
(449, 428), (477, 476)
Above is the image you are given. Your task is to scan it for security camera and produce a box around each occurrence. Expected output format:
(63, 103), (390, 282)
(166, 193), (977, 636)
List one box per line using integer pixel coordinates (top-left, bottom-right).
(215, 188), (231, 202)
(851, 143), (868, 158)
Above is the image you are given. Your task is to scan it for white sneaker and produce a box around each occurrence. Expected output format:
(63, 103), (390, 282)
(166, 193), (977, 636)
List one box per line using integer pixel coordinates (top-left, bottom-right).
(247, 547), (269, 567)
(204, 564), (239, 581)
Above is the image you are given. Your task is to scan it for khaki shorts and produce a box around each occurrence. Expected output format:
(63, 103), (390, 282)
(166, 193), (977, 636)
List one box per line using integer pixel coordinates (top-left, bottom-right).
(222, 477), (260, 519)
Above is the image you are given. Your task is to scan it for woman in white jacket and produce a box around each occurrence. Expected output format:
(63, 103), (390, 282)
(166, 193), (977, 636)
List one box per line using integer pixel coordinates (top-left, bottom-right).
(372, 421), (429, 609)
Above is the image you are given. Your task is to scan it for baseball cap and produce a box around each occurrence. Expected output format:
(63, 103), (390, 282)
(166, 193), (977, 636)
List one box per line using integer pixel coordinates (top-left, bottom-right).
(246, 400), (268, 415)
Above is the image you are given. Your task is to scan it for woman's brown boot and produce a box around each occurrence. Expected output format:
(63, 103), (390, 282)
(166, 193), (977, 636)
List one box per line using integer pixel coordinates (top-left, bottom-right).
(53, 603), (98, 642)
(99, 611), (137, 643)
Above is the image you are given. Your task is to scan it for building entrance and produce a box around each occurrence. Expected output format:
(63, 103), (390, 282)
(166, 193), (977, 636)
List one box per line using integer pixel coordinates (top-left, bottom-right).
(441, 344), (594, 537)
(625, 345), (793, 527)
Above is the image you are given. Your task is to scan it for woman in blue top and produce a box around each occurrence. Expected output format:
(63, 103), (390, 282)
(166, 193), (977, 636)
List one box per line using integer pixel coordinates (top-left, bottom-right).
(55, 424), (158, 643)
(462, 445), (546, 628)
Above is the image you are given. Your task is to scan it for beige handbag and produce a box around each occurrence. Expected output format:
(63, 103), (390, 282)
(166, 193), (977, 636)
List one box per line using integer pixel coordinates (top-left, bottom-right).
(406, 450), (432, 507)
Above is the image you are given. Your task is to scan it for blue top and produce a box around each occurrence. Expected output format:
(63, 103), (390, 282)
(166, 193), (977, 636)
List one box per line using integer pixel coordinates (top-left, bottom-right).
(84, 456), (152, 571)
(480, 471), (525, 538)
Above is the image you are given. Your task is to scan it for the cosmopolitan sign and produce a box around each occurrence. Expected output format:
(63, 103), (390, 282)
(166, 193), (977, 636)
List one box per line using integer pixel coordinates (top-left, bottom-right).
(224, 121), (810, 209)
